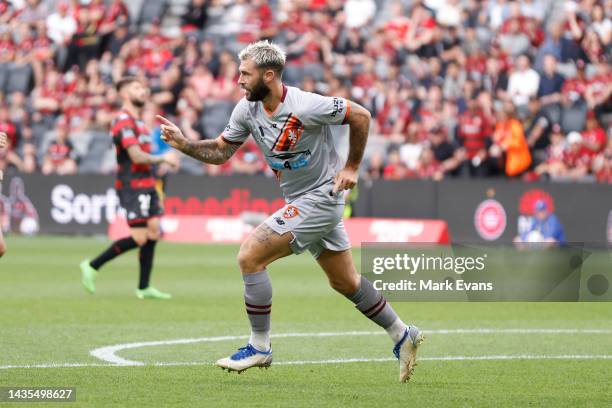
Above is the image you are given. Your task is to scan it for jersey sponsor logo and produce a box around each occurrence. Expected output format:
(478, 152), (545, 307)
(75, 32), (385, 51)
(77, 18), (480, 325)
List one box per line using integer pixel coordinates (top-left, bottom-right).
(266, 150), (311, 171)
(283, 205), (299, 219)
(474, 199), (506, 241)
(331, 97), (344, 118)
(272, 113), (303, 151)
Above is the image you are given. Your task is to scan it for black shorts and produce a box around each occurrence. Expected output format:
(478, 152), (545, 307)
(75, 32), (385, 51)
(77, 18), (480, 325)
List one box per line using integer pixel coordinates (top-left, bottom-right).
(118, 189), (163, 227)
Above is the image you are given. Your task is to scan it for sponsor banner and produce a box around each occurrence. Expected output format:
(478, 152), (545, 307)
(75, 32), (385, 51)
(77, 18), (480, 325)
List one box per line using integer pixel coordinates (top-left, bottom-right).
(0, 174), (285, 235)
(109, 216), (450, 246)
(1, 174), (610, 245)
(437, 180), (612, 245)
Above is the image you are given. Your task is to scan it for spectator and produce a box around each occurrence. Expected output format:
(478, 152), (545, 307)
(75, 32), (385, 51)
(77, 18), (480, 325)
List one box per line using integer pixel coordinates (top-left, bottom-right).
(507, 54), (540, 109)
(383, 147), (407, 180)
(561, 131), (592, 180)
(364, 151), (385, 180)
(590, 3), (611, 46)
(514, 200), (566, 248)
(581, 111), (606, 155)
(46, 1), (77, 47)
(591, 137), (612, 183)
(429, 125), (461, 176)
(534, 123), (567, 179)
(498, 16), (531, 57)
(182, 0), (208, 31)
(491, 102), (532, 177)
(537, 54), (564, 108)
(456, 99), (493, 176)
(41, 118), (77, 175)
(416, 146), (444, 181)
(0, 0), (609, 184)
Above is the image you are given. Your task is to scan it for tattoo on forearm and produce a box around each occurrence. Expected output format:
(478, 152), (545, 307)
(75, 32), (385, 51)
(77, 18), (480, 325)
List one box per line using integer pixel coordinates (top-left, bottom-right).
(182, 139), (239, 164)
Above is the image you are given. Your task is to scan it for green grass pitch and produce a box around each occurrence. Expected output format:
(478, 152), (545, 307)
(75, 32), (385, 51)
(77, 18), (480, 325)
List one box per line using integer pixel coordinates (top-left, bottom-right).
(1, 235), (610, 407)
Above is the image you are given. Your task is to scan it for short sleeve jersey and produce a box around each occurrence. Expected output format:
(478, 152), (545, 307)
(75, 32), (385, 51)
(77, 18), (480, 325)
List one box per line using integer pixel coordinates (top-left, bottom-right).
(221, 85), (350, 201)
(111, 110), (156, 192)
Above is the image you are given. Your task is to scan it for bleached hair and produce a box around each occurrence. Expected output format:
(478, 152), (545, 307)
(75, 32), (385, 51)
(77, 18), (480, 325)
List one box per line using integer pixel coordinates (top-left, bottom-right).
(238, 40), (286, 74)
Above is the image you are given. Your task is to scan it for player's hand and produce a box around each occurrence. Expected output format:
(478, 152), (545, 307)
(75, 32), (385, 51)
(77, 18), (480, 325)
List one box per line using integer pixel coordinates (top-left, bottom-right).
(157, 115), (188, 151)
(333, 167), (359, 194)
(161, 153), (178, 170)
(0, 132), (7, 149)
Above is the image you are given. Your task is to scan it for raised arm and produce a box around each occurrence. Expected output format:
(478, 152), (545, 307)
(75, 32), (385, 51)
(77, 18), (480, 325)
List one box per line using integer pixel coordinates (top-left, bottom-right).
(333, 102), (371, 193)
(157, 115), (239, 165)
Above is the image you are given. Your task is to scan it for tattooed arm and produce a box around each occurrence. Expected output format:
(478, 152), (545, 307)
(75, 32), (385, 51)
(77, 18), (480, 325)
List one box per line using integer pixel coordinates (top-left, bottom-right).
(181, 138), (240, 165)
(157, 115), (239, 165)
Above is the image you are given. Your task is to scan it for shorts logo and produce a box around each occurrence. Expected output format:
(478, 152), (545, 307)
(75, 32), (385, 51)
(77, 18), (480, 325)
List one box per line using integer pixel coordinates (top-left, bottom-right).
(283, 205), (299, 219)
(274, 216), (285, 226)
(474, 199), (506, 241)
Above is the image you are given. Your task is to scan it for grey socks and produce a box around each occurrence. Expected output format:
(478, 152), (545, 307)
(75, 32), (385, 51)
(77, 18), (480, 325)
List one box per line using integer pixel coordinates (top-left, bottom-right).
(243, 269), (272, 350)
(347, 276), (400, 330)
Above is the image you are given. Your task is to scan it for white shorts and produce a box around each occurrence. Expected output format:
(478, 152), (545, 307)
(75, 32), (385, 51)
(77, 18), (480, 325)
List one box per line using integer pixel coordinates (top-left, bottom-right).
(264, 187), (351, 259)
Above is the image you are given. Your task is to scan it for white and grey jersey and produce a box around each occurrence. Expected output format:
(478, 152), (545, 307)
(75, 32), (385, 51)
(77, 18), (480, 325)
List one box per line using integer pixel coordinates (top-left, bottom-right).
(221, 85), (350, 202)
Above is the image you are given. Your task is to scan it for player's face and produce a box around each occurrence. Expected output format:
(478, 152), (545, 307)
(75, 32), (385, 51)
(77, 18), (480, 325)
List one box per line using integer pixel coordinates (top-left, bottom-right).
(239, 59), (270, 102)
(126, 81), (148, 108)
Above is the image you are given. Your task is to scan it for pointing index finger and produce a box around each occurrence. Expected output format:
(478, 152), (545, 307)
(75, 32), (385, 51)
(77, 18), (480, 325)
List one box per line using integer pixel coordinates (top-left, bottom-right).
(156, 115), (175, 127)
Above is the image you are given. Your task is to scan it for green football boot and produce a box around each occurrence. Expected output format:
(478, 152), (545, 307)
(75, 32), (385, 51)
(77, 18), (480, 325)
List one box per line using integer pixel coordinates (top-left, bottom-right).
(80, 260), (98, 294)
(135, 286), (172, 300)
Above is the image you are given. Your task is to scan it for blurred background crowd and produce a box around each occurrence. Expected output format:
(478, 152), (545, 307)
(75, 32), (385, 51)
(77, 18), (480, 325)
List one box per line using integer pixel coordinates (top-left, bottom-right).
(0, 0), (610, 182)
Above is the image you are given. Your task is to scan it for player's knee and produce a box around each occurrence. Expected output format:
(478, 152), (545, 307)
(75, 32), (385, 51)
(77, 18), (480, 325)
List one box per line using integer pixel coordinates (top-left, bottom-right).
(147, 225), (161, 241)
(237, 244), (264, 273)
(132, 234), (148, 247)
(0, 241), (6, 258)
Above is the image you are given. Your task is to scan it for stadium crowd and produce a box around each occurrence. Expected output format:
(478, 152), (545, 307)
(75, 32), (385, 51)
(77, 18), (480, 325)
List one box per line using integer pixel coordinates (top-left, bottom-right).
(0, 0), (610, 182)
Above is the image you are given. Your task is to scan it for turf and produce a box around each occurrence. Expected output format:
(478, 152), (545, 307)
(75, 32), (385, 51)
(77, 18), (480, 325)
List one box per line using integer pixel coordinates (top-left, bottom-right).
(0, 235), (610, 407)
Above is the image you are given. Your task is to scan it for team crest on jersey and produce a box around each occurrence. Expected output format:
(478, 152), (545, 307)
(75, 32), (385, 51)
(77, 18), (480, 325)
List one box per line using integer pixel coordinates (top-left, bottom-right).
(273, 113), (303, 151)
(283, 205), (299, 219)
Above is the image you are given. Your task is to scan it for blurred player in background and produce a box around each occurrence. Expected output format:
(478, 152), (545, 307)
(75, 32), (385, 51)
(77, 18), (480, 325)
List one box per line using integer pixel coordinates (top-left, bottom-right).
(80, 77), (174, 299)
(0, 131), (6, 257)
(159, 41), (423, 382)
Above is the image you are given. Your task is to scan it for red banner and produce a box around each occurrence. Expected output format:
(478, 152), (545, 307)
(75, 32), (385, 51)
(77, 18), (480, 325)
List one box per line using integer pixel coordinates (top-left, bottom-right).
(109, 216), (450, 245)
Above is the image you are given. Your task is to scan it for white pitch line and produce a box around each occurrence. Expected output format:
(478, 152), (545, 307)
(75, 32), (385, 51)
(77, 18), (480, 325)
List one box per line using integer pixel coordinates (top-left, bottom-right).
(2, 328), (610, 370)
(2, 355), (612, 370)
(89, 328), (612, 366)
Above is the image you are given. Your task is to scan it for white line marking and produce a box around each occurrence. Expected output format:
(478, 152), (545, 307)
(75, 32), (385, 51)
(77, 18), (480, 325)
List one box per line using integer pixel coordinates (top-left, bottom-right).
(2, 355), (611, 370)
(89, 328), (612, 366)
(1, 328), (610, 370)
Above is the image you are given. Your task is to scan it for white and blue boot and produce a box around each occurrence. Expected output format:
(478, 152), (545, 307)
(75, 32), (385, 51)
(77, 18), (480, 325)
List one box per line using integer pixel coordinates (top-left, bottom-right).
(393, 325), (425, 383)
(216, 344), (273, 373)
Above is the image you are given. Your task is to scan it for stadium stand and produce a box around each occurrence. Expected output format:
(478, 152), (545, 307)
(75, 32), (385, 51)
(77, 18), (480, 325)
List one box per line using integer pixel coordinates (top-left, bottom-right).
(0, 0), (610, 182)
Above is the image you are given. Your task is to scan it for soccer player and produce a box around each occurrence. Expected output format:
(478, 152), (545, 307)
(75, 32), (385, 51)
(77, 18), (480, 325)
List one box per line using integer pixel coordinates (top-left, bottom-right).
(158, 41), (423, 382)
(0, 131), (7, 257)
(80, 77), (174, 299)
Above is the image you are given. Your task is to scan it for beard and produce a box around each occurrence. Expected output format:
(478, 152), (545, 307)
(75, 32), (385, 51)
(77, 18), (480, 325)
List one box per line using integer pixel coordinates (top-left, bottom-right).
(131, 97), (146, 108)
(245, 77), (270, 101)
